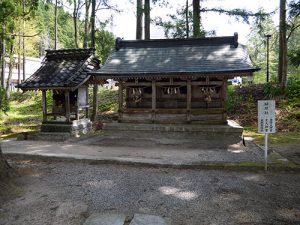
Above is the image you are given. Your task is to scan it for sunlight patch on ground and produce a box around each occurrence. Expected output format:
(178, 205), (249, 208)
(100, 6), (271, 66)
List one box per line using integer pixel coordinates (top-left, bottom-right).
(159, 186), (198, 200)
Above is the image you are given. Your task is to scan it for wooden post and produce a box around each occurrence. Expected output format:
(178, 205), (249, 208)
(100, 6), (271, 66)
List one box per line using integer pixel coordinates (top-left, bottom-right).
(65, 91), (70, 122)
(187, 80), (191, 122)
(118, 82), (123, 121)
(85, 86), (89, 118)
(42, 90), (47, 122)
(152, 80), (156, 122)
(221, 79), (227, 124)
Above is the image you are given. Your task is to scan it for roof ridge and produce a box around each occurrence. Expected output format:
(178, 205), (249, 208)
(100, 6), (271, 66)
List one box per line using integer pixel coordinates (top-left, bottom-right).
(45, 48), (95, 59)
(115, 33), (239, 50)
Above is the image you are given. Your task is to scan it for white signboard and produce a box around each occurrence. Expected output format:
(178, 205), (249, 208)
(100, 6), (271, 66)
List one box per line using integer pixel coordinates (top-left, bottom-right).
(258, 100), (276, 133)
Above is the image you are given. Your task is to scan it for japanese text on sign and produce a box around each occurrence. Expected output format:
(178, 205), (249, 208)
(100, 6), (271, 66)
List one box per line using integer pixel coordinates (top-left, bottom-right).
(258, 100), (276, 133)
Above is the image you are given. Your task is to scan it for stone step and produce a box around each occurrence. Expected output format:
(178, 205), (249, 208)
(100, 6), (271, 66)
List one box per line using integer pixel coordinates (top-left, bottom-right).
(83, 213), (171, 225)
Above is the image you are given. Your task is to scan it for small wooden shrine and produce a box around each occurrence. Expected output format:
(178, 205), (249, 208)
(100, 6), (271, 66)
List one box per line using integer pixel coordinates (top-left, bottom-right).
(18, 48), (100, 136)
(90, 33), (258, 125)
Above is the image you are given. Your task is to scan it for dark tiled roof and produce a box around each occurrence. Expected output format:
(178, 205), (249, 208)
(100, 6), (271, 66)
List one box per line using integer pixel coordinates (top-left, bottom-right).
(91, 34), (259, 78)
(18, 48), (100, 90)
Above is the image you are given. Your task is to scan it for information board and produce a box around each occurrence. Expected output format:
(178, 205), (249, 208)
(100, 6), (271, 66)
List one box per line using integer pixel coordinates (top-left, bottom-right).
(258, 100), (276, 133)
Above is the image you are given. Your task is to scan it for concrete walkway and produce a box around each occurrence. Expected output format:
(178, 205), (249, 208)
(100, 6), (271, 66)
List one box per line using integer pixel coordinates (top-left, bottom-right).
(1, 136), (297, 171)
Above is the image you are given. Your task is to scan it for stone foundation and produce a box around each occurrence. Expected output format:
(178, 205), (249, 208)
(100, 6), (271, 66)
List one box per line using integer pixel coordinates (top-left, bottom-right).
(19, 119), (93, 141)
(102, 120), (244, 149)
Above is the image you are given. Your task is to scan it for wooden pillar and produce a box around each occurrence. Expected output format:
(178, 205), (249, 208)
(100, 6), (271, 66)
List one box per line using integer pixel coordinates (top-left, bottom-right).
(187, 80), (191, 122)
(118, 82), (123, 121)
(85, 86), (89, 118)
(152, 80), (156, 122)
(222, 79), (227, 124)
(42, 90), (47, 122)
(65, 90), (70, 122)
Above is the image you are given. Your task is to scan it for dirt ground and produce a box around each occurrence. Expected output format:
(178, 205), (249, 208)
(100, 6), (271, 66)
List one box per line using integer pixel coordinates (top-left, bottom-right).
(0, 159), (300, 225)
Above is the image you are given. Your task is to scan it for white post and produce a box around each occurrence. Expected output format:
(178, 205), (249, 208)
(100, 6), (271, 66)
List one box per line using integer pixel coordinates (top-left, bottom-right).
(264, 133), (268, 172)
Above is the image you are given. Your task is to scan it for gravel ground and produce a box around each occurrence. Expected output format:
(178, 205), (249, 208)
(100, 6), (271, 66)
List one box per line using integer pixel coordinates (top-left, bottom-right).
(0, 160), (300, 225)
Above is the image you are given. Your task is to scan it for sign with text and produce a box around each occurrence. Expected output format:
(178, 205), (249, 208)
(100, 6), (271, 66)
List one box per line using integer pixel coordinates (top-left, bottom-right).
(258, 100), (276, 133)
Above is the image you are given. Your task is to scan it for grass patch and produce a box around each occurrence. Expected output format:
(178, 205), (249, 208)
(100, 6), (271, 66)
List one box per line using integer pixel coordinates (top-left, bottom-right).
(244, 126), (300, 145)
(0, 92), (43, 139)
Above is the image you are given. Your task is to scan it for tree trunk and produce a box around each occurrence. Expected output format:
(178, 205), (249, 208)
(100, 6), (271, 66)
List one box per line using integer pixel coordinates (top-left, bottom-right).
(136, 0), (143, 40)
(186, 0), (189, 38)
(54, 0), (58, 50)
(73, 0), (79, 48)
(193, 0), (200, 37)
(18, 19), (21, 89)
(22, 0), (26, 81)
(84, 0), (91, 48)
(90, 0), (98, 121)
(144, 0), (150, 40)
(278, 0), (288, 90)
(90, 0), (96, 48)
(5, 39), (14, 99)
(1, 27), (5, 88)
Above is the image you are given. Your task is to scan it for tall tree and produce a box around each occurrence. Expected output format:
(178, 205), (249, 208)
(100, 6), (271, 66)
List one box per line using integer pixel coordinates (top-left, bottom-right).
(156, 1), (268, 39)
(144, 0), (151, 39)
(278, 0), (288, 90)
(54, 0), (58, 49)
(136, 0), (143, 39)
(186, 0), (189, 38)
(91, 0), (98, 122)
(192, 0), (201, 37)
(84, 0), (91, 47)
(5, 37), (15, 97)
(73, 0), (79, 48)
(22, 0), (26, 81)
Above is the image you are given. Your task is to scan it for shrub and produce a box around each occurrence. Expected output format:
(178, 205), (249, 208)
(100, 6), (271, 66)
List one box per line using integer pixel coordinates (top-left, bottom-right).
(0, 88), (9, 114)
(286, 75), (300, 99)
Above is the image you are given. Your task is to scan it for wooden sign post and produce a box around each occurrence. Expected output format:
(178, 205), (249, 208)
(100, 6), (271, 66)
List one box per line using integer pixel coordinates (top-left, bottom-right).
(258, 100), (276, 172)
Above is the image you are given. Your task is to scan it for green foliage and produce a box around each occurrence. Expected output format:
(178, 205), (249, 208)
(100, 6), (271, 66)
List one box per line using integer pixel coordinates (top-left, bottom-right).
(247, 14), (278, 84)
(0, 88), (9, 114)
(0, 91), (43, 138)
(98, 88), (118, 112)
(226, 85), (256, 115)
(95, 29), (115, 63)
(155, 5), (206, 39)
(263, 82), (283, 98)
(286, 75), (300, 100)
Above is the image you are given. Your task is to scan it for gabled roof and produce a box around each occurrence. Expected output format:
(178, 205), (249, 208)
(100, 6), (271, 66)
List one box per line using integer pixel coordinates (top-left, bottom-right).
(18, 48), (100, 91)
(90, 33), (259, 79)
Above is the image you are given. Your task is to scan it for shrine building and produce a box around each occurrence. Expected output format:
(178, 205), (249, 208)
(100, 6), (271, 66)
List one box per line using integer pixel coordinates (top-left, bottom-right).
(89, 33), (259, 147)
(90, 33), (258, 125)
(17, 48), (100, 137)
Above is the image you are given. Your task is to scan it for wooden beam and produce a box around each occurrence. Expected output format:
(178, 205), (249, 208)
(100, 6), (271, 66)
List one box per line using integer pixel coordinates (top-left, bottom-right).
(65, 91), (70, 122)
(222, 79), (227, 122)
(85, 86), (89, 118)
(187, 80), (191, 122)
(152, 80), (156, 110)
(42, 90), (47, 122)
(152, 80), (156, 122)
(118, 82), (123, 121)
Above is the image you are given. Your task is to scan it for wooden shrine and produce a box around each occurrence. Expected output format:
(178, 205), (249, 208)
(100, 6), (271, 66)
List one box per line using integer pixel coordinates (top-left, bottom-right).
(17, 48), (100, 137)
(90, 33), (259, 125)
(89, 34), (259, 148)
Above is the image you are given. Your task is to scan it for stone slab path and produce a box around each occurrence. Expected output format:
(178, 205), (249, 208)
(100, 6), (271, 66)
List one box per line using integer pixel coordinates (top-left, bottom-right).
(83, 213), (171, 225)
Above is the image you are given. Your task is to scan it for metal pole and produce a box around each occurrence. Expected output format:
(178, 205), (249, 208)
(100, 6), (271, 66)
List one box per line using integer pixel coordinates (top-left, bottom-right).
(265, 34), (271, 83)
(264, 133), (268, 172)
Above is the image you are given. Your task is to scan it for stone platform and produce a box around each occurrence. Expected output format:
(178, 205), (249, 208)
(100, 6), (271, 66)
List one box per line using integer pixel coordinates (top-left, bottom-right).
(18, 118), (92, 141)
(102, 120), (244, 149)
